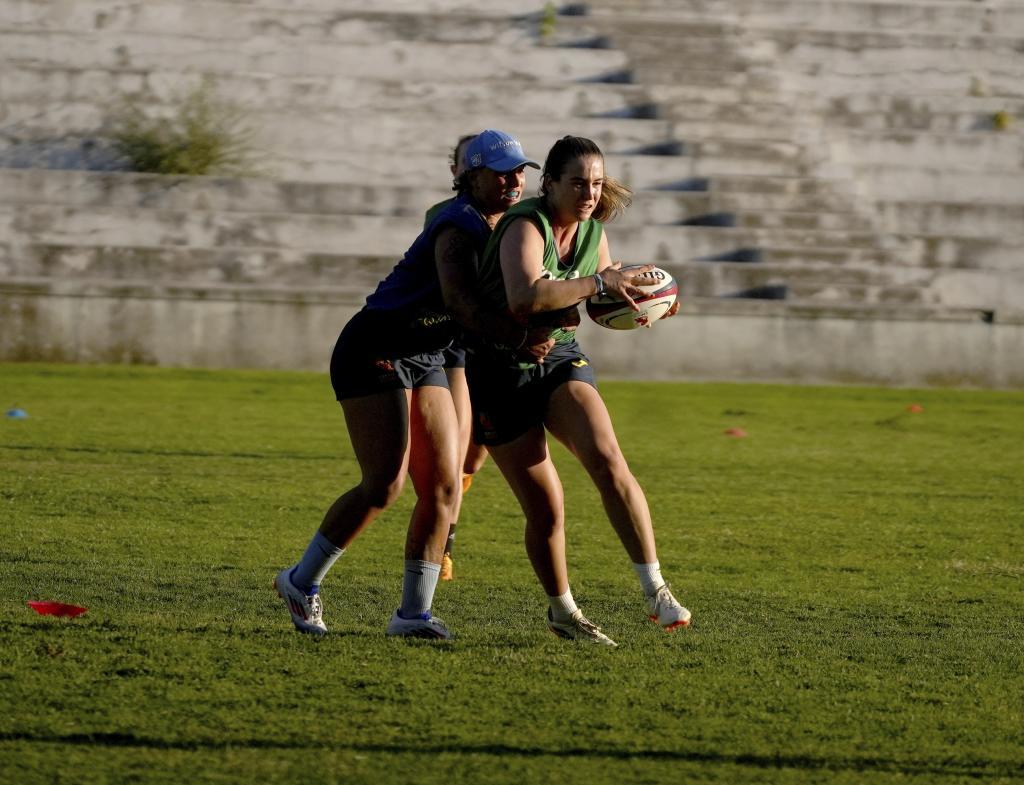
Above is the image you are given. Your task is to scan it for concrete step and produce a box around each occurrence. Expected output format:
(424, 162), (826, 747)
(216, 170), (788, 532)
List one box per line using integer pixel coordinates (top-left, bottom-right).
(0, 66), (660, 122)
(0, 243), (383, 291)
(15, 240), (1019, 309)
(572, 18), (1024, 97)
(0, 100), (814, 163)
(4, 1), (549, 44)
(0, 240), (904, 294)
(579, 0), (1024, 36)
(875, 201), (1024, 241)
(1, 30), (631, 83)
(0, 169), (867, 220)
(0, 169), (454, 218)
(889, 233), (1024, 272)
(0, 74), (809, 143)
(662, 260), (937, 304)
(557, 15), (1024, 72)
(821, 94), (1024, 134)
(826, 129), (1024, 172)
(266, 146), (810, 186)
(0, 130), (810, 185)
(854, 164), (1024, 204)
(2, 201), (898, 263)
(779, 66), (1024, 99)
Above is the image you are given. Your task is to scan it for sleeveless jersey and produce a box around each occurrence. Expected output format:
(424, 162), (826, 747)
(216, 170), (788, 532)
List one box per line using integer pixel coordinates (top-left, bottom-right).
(362, 193), (489, 355)
(478, 196), (603, 345)
(423, 197), (455, 229)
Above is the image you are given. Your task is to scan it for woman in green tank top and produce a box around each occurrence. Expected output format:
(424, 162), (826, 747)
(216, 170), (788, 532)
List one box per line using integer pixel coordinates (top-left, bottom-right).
(466, 136), (691, 646)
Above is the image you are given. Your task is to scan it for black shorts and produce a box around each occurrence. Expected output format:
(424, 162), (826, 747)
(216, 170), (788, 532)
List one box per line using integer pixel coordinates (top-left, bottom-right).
(467, 339), (597, 446)
(330, 310), (449, 401)
(443, 342), (468, 370)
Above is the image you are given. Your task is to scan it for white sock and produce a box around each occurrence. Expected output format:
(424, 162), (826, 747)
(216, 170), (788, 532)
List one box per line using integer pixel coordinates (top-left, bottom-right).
(398, 560), (441, 619)
(548, 589), (579, 623)
(633, 561), (665, 596)
(291, 531), (344, 593)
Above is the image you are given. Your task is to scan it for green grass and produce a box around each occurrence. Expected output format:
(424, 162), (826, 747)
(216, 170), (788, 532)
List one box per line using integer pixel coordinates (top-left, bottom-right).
(1, 363), (1022, 784)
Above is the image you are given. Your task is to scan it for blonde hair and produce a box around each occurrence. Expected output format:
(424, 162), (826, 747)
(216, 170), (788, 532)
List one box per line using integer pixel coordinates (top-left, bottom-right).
(540, 135), (632, 223)
(594, 175), (632, 223)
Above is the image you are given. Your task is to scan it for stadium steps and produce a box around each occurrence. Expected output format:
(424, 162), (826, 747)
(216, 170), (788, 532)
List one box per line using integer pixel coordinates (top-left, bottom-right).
(3, 0), (1022, 379)
(9, 242), (1020, 309)
(874, 201), (1024, 241)
(0, 204), (906, 265)
(577, 0), (1024, 35)
(818, 94), (1024, 134)
(0, 168), (875, 230)
(554, 14), (1024, 77)
(0, 243), (930, 299)
(0, 30), (632, 83)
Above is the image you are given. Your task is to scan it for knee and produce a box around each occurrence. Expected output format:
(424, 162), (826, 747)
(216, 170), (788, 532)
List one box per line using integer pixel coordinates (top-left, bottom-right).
(360, 474), (405, 510)
(588, 449), (632, 488)
(525, 510), (564, 540)
(435, 475), (461, 516)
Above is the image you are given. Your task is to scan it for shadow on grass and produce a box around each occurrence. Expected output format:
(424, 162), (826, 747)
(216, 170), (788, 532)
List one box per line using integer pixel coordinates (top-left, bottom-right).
(0, 444), (334, 461)
(3, 732), (1020, 779)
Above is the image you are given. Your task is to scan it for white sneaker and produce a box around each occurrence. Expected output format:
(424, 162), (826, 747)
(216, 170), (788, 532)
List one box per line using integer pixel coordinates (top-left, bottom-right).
(646, 584), (691, 630)
(274, 568), (327, 636)
(547, 608), (617, 647)
(385, 609), (451, 639)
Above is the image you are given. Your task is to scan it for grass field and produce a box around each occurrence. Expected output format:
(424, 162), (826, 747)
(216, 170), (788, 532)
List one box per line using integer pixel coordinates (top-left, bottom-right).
(1, 362), (1022, 784)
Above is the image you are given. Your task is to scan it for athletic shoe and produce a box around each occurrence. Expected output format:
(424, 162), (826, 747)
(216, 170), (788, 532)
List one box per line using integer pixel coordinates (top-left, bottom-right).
(547, 608), (617, 647)
(385, 609), (451, 639)
(440, 552), (454, 581)
(646, 584), (691, 630)
(274, 567), (326, 636)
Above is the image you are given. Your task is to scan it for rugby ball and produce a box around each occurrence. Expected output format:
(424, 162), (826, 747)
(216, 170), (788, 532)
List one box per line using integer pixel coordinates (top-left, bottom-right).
(586, 266), (678, 330)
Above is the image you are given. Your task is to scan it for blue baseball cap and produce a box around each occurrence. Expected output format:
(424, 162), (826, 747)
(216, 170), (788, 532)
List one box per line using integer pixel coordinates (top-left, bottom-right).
(464, 130), (539, 173)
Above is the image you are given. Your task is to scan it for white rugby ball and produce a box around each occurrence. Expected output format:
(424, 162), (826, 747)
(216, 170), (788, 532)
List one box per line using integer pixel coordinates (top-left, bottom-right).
(586, 266), (678, 330)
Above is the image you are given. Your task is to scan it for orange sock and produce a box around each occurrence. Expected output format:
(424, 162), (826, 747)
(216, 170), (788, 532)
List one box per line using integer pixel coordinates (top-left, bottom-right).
(461, 473), (474, 494)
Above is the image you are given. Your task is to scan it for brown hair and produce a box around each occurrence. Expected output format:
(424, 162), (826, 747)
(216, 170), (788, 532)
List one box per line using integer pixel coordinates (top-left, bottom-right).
(540, 135), (632, 222)
(451, 133), (477, 193)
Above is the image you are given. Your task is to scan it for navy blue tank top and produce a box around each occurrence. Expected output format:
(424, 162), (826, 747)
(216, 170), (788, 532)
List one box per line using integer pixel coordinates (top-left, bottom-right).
(357, 193), (490, 356)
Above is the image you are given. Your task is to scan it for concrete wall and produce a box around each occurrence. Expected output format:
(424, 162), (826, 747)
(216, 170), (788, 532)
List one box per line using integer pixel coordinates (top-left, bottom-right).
(3, 279), (1021, 388)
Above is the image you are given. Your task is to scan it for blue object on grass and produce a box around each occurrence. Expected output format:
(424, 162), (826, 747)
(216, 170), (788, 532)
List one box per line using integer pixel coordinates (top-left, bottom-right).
(5, 408), (29, 419)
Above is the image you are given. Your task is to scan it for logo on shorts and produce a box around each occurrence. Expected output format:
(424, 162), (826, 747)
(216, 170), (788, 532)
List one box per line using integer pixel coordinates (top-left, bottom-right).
(374, 359), (395, 373)
(477, 411), (498, 441)
(571, 359), (589, 368)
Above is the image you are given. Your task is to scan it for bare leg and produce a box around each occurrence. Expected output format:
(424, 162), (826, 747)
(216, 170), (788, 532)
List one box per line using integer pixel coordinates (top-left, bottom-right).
(464, 439), (489, 478)
(545, 381), (658, 565)
(486, 426), (568, 596)
(445, 366), (489, 487)
(444, 366), (473, 524)
(404, 385), (462, 563)
(319, 389), (412, 548)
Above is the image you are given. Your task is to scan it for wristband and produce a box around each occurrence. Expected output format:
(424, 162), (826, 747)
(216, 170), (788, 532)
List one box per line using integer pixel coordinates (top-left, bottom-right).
(592, 272), (606, 297)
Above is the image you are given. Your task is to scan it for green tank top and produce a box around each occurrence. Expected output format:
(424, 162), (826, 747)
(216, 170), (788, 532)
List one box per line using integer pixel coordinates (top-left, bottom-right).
(478, 197), (604, 345)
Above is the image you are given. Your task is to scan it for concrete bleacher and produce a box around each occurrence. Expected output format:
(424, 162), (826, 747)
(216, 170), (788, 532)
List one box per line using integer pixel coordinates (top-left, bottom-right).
(1, 0), (1022, 386)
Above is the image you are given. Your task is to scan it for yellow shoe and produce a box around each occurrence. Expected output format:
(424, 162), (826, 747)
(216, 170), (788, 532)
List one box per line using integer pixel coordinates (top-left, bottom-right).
(440, 552), (454, 581)
(461, 473), (474, 494)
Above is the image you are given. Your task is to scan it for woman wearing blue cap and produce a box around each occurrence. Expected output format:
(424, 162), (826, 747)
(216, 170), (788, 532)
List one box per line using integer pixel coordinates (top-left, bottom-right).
(424, 133), (494, 582)
(274, 130), (543, 638)
(468, 135), (690, 646)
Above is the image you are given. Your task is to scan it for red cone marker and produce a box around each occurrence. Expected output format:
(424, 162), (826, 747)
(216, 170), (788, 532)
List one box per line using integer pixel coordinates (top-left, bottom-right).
(27, 601), (88, 618)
